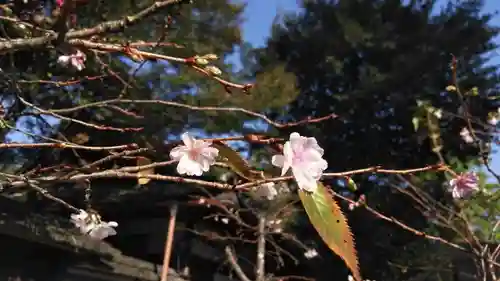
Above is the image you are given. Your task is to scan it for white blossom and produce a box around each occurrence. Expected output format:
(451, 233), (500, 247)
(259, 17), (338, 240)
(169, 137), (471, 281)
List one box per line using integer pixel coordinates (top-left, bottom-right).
(57, 49), (86, 71)
(253, 182), (278, 200)
(169, 132), (219, 176)
(449, 172), (479, 199)
(70, 209), (118, 240)
(460, 127), (474, 144)
(488, 116), (499, 126)
(88, 221), (119, 240)
(272, 132), (328, 192)
(303, 248), (318, 259)
(266, 218), (283, 233)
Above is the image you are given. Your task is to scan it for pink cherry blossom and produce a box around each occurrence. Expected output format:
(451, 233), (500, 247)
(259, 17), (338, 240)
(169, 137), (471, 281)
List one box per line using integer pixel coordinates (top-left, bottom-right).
(170, 132), (219, 176)
(271, 132), (328, 192)
(57, 50), (86, 71)
(449, 172), (479, 199)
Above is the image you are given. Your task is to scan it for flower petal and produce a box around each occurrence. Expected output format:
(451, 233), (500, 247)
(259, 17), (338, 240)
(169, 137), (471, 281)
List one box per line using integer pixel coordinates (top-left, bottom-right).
(89, 224), (117, 240)
(199, 158), (211, 172)
(303, 148), (326, 163)
(181, 132), (195, 148)
(107, 221), (119, 227)
(201, 146), (219, 160)
(254, 183), (278, 200)
(282, 141), (293, 171)
(57, 56), (70, 65)
(177, 155), (203, 176)
(271, 155), (285, 168)
(289, 132), (306, 153)
(305, 137), (324, 156)
(311, 158), (328, 175)
(292, 166), (318, 192)
(170, 145), (189, 161)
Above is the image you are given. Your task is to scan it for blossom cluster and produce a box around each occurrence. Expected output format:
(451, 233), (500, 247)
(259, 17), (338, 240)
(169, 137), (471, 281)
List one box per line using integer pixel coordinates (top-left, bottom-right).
(170, 132), (328, 192)
(68, 130), (482, 242)
(70, 132), (328, 239)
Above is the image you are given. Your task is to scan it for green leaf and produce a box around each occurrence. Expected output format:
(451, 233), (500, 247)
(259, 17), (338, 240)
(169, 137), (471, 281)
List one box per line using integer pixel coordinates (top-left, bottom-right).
(299, 183), (361, 281)
(345, 177), (358, 192)
(212, 141), (262, 180)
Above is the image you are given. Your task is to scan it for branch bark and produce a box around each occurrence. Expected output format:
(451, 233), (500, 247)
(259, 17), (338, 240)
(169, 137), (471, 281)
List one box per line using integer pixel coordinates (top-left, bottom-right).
(0, 0), (188, 54)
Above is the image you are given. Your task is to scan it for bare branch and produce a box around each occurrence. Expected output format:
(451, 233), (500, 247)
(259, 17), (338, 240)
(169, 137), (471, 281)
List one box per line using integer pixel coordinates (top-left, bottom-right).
(256, 216), (266, 281)
(161, 204), (178, 281)
(225, 246), (252, 281)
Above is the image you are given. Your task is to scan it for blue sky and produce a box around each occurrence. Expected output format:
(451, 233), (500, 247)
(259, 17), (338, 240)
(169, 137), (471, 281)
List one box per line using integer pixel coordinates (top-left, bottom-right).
(238, 0), (300, 47)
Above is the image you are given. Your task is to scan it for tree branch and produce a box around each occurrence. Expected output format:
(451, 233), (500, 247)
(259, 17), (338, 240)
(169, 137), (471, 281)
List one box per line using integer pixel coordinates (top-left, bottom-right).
(255, 216), (266, 281)
(0, 0), (188, 54)
(225, 246), (251, 281)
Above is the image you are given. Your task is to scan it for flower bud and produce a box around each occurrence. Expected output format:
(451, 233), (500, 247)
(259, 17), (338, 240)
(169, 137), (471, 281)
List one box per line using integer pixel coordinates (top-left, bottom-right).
(445, 85), (457, 92)
(194, 56), (209, 65)
(200, 54), (218, 60)
(204, 65), (222, 76)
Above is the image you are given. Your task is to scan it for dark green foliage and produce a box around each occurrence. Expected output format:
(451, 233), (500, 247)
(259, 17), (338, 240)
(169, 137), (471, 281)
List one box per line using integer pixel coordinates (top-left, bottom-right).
(250, 0), (499, 280)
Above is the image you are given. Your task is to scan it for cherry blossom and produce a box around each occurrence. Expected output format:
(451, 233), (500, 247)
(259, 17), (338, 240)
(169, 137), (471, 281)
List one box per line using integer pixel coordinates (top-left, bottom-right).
(253, 182), (278, 200)
(303, 248), (319, 259)
(448, 172), (479, 199)
(88, 221), (119, 240)
(169, 132), (219, 176)
(57, 50), (86, 71)
(488, 115), (499, 126)
(70, 209), (118, 240)
(460, 127), (474, 144)
(272, 132), (328, 192)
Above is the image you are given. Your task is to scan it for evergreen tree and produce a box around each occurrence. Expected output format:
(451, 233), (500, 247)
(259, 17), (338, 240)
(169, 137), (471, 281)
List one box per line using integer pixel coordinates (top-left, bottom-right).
(250, 0), (499, 279)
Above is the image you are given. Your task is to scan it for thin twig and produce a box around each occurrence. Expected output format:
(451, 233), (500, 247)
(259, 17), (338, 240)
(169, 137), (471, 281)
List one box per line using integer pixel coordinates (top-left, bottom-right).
(161, 204), (178, 281)
(2, 165), (446, 192)
(225, 246), (251, 281)
(0, 142), (138, 151)
(0, 0), (188, 53)
(45, 98), (337, 129)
